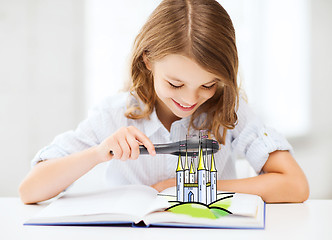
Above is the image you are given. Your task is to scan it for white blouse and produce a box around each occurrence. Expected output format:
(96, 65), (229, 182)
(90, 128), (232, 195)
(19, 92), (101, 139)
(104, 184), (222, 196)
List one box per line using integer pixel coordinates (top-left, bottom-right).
(32, 92), (293, 187)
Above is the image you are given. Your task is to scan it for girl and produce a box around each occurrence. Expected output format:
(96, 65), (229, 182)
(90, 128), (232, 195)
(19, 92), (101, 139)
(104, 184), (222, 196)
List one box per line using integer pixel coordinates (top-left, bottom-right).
(19, 0), (309, 204)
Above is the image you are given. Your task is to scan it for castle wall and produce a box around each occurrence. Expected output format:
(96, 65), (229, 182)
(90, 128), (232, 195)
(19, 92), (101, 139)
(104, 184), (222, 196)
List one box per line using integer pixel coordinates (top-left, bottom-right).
(210, 171), (217, 202)
(176, 171), (184, 202)
(198, 169), (207, 204)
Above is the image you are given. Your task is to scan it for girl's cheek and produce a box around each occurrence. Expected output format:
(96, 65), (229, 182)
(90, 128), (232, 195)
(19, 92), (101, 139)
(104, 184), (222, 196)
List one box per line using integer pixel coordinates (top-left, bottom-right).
(164, 88), (178, 98)
(200, 90), (215, 100)
(157, 85), (175, 99)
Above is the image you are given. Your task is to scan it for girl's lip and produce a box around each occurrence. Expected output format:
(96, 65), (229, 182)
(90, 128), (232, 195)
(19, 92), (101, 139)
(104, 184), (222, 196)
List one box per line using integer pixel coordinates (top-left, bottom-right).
(172, 99), (197, 111)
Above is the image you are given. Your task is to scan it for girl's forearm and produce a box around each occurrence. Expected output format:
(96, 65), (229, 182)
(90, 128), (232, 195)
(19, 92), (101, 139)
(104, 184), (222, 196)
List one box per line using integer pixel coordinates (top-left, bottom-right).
(219, 172), (309, 203)
(153, 173), (308, 203)
(19, 146), (103, 204)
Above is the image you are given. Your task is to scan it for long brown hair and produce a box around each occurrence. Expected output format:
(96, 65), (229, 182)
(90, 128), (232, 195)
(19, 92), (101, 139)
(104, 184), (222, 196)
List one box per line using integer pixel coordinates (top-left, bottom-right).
(125, 0), (239, 145)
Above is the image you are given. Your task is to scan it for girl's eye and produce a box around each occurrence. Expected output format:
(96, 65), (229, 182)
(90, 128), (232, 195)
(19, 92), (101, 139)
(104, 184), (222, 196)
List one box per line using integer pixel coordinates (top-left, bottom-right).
(168, 81), (216, 89)
(168, 82), (183, 89)
(202, 83), (216, 89)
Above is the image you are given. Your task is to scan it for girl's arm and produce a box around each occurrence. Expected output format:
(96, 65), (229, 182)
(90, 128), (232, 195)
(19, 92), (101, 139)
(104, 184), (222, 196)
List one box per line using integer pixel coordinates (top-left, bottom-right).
(221, 150), (309, 203)
(151, 150), (309, 203)
(19, 126), (156, 204)
(19, 146), (104, 204)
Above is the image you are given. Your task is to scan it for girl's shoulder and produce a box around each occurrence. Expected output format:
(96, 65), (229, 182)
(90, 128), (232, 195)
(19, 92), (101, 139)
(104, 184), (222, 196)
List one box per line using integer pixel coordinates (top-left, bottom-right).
(94, 91), (132, 113)
(89, 91), (144, 123)
(235, 94), (256, 121)
(85, 92), (133, 125)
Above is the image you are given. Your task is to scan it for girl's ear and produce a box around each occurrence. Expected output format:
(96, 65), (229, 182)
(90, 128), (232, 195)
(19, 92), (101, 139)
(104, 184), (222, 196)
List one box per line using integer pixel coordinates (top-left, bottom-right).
(142, 52), (152, 71)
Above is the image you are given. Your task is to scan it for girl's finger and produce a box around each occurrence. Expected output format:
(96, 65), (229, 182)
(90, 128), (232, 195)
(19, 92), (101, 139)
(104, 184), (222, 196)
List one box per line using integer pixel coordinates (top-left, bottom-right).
(126, 136), (140, 160)
(129, 127), (156, 156)
(117, 137), (131, 161)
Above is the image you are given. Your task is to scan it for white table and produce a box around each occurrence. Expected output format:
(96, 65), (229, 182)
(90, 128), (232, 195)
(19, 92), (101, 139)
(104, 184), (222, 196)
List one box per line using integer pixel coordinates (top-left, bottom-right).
(1, 198), (331, 240)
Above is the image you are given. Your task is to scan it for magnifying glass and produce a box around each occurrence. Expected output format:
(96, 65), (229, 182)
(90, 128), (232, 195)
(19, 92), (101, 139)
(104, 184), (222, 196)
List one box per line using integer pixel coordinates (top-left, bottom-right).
(110, 138), (219, 157)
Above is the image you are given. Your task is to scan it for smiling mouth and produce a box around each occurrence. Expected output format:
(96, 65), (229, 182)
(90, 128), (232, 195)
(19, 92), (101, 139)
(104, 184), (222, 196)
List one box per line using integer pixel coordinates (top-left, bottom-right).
(172, 99), (197, 111)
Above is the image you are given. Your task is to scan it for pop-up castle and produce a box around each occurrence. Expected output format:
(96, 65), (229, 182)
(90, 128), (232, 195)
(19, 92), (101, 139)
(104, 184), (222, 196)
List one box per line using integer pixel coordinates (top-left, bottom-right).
(176, 137), (217, 204)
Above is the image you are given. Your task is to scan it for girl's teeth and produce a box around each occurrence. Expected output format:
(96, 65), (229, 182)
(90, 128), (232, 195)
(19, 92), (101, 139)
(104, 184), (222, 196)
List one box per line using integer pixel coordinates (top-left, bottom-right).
(180, 103), (192, 108)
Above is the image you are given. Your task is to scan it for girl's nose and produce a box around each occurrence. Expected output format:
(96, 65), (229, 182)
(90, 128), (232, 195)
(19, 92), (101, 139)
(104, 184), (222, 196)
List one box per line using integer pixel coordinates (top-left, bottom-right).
(181, 90), (199, 105)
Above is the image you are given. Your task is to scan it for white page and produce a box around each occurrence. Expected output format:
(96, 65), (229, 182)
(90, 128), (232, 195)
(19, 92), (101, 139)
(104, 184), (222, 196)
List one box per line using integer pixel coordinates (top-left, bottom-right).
(228, 193), (261, 217)
(34, 185), (169, 219)
(143, 195), (264, 228)
(160, 188), (261, 217)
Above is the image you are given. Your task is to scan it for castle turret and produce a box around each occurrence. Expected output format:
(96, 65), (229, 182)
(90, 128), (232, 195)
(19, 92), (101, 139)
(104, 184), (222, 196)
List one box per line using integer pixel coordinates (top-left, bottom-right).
(197, 147), (207, 204)
(210, 152), (217, 202)
(176, 153), (184, 202)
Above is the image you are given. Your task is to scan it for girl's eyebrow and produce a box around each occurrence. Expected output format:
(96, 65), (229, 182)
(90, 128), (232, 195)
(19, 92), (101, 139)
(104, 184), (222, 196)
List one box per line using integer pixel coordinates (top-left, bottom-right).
(166, 75), (220, 85)
(204, 78), (220, 84)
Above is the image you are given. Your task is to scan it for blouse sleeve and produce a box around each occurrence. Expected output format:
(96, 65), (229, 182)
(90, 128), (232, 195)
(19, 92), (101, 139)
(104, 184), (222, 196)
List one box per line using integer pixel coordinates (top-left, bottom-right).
(30, 95), (126, 168)
(230, 97), (294, 174)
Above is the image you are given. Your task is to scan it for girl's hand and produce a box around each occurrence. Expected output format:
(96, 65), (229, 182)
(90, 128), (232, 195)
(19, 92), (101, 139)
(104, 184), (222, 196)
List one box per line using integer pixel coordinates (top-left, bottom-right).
(151, 178), (176, 192)
(97, 126), (156, 162)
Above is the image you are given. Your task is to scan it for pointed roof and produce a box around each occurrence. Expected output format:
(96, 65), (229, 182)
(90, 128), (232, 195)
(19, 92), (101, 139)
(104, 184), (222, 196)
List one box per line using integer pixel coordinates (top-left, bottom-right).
(176, 153), (183, 172)
(190, 160), (195, 174)
(197, 148), (206, 170)
(210, 152), (217, 172)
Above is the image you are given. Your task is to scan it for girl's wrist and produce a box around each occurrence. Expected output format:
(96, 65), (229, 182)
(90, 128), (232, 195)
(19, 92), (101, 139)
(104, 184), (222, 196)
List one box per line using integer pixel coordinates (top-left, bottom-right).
(91, 145), (112, 165)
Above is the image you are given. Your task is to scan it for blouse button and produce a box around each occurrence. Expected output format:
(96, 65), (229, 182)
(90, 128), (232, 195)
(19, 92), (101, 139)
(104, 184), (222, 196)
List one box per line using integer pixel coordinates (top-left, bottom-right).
(264, 132), (268, 136)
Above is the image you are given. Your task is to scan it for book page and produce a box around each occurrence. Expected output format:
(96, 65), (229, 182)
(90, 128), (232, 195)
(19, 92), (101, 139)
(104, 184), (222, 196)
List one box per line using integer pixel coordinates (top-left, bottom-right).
(159, 187), (261, 217)
(33, 185), (169, 220)
(227, 193), (261, 217)
(143, 194), (265, 228)
(143, 200), (264, 228)
(143, 188), (265, 228)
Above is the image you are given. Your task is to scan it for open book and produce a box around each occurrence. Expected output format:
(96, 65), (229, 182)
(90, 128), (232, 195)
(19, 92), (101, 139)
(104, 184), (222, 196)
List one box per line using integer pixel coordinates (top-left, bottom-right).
(24, 185), (265, 229)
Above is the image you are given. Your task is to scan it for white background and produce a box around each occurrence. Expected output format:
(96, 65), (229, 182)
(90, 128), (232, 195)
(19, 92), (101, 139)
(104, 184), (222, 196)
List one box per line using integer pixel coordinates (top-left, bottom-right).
(1, 0), (331, 199)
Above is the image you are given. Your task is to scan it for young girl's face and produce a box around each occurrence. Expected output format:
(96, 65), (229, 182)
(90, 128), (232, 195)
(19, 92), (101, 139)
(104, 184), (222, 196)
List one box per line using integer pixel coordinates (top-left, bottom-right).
(149, 54), (218, 120)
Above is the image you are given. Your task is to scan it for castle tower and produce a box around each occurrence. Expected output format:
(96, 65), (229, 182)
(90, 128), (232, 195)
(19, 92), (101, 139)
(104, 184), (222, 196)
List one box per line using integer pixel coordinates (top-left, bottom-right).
(184, 152), (189, 183)
(197, 147), (207, 204)
(176, 153), (184, 202)
(210, 152), (217, 202)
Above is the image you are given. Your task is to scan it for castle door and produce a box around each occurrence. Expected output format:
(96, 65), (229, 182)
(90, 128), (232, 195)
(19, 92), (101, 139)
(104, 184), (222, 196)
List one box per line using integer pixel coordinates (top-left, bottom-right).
(188, 191), (194, 202)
